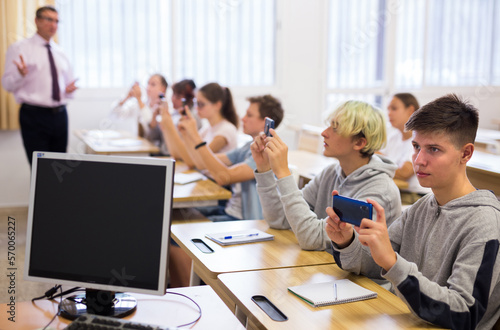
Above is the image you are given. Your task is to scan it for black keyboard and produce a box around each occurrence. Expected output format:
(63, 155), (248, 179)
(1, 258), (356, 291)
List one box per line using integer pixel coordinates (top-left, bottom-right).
(64, 314), (179, 330)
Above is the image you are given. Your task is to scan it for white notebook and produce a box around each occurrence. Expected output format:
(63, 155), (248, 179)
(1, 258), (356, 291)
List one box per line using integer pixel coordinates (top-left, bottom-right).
(174, 172), (205, 184)
(205, 229), (274, 246)
(288, 279), (377, 307)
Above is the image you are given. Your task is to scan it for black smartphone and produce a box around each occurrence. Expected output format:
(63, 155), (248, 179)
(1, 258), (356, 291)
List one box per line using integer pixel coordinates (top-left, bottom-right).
(159, 93), (166, 101)
(332, 195), (373, 227)
(264, 117), (275, 137)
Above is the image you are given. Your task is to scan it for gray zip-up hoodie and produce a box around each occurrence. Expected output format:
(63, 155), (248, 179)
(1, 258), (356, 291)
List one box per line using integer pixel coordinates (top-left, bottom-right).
(332, 190), (500, 330)
(255, 154), (402, 251)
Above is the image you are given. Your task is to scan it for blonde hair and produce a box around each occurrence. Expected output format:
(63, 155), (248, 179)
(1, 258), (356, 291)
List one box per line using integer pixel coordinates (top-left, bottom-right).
(326, 100), (386, 157)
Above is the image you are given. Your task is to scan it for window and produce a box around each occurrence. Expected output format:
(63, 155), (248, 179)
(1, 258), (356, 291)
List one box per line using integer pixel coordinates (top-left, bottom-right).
(396, 0), (499, 87)
(326, 0), (499, 108)
(326, 0), (385, 90)
(174, 0), (275, 86)
(57, 0), (276, 88)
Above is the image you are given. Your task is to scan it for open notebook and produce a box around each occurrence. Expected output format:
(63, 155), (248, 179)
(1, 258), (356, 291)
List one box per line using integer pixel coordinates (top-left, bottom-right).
(288, 279), (377, 307)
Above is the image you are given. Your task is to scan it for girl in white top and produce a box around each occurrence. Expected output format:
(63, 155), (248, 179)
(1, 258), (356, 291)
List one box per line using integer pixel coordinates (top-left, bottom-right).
(379, 93), (431, 195)
(145, 79), (202, 155)
(110, 74), (167, 139)
(160, 82), (239, 168)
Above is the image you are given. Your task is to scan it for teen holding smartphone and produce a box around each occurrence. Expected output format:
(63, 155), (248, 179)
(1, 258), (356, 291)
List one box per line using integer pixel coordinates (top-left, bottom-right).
(327, 94), (500, 329)
(251, 100), (401, 253)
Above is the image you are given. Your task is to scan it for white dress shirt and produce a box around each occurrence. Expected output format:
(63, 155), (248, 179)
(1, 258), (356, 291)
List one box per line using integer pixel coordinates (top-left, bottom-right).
(2, 33), (74, 107)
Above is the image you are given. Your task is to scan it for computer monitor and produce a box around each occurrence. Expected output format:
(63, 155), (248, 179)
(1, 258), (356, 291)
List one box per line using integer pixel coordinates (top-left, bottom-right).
(24, 152), (175, 320)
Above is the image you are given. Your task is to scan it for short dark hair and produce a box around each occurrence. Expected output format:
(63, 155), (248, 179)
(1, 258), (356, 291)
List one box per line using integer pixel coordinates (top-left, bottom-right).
(405, 94), (479, 148)
(172, 79), (196, 105)
(393, 93), (419, 111)
(247, 95), (284, 129)
(36, 6), (57, 18)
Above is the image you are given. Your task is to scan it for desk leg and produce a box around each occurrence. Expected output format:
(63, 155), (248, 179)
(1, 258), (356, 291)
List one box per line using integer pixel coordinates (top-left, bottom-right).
(189, 261), (201, 286)
(235, 305), (248, 327)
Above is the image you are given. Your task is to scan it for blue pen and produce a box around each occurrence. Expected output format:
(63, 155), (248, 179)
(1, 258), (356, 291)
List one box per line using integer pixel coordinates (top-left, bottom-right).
(222, 233), (259, 240)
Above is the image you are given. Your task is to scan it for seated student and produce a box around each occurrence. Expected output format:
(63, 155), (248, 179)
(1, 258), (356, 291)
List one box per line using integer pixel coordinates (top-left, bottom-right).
(170, 79), (202, 129)
(326, 94), (500, 330)
(250, 100), (401, 252)
(168, 95), (284, 287)
(379, 93), (431, 202)
(146, 79), (201, 155)
(171, 79), (196, 110)
(176, 94), (284, 221)
(110, 74), (167, 138)
(160, 82), (239, 167)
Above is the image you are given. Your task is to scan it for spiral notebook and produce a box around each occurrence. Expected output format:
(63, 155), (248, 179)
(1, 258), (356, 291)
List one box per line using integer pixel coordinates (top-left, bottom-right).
(288, 279), (377, 307)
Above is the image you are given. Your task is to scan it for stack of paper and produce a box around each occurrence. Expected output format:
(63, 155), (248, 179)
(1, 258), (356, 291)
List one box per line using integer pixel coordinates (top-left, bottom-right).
(108, 139), (142, 147)
(174, 172), (206, 184)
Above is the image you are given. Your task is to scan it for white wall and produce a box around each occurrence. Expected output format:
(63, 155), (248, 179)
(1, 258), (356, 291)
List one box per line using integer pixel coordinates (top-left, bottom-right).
(407, 87), (500, 131)
(0, 131), (31, 207)
(1, 1), (499, 207)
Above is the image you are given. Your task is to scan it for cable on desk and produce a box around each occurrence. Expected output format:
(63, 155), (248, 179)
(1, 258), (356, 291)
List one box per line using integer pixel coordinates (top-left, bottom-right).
(32, 285), (83, 302)
(32, 286), (202, 328)
(50, 287), (85, 300)
(42, 285), (63, 330)
(32, 284), (61, 302)
(166, 291), (203, 327)
(31, 286), (84, 329)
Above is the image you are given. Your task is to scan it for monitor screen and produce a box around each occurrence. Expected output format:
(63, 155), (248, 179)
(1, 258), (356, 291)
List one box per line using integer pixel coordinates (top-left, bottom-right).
(24, 152), (175, 318)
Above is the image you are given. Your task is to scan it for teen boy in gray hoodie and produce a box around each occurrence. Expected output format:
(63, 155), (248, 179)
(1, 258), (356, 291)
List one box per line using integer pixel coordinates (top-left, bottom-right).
(251, 100), (401, 252)
(326, 94), (500, 330)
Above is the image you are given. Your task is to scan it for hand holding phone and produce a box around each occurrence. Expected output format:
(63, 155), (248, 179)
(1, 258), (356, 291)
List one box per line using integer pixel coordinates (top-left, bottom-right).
(332, 195), (372, 227)
(156, 93), (167, 122)
(180, 98), (187, 115)
(264, 117), (275, 137)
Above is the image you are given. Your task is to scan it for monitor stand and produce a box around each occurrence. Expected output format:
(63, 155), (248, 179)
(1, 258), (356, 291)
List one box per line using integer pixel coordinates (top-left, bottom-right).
(59, 289), (137, 320)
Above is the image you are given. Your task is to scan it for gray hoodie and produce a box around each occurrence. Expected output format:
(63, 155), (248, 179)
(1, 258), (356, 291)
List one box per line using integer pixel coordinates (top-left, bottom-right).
(255, 154), (402, 251)
(333, 190), (500, 330)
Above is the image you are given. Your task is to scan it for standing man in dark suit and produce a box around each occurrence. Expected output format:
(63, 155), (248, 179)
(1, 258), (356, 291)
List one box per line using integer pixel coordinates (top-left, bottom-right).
(2, 6), (77, 165)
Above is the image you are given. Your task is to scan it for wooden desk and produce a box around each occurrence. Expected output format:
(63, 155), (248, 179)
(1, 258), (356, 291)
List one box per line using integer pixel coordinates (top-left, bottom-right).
(74, 129), (160, 156)
(467, 150), (500, 196)
(288, 150), (337, 188)
(493, 119), (500, 131)
(393, 178), (409, 190)
(171, 208), (210, 225)
(173, 161), (232, 208)
(170, 220), (334, 311)
(288, 150), (410, 190)
(75, 129), (232, 205)
(0, 285), (245, 330)
(218, 264), (439, 330)
(475, 128), (500, 154)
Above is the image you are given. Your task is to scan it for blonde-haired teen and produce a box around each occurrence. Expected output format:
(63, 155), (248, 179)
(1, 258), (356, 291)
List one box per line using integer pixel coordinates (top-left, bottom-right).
(251, 100), (401, 252)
